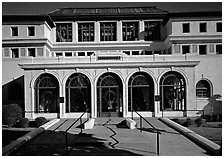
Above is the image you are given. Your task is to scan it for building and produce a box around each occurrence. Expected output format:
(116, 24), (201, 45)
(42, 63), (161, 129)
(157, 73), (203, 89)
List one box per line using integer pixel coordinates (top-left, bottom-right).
(2, 6), (222, 119)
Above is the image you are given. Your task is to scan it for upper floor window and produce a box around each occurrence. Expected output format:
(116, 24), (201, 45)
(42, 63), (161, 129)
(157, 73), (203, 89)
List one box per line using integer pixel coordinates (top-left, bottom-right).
(199, 45), (207, 55)
(182, 45), (190, 54)
(11, 48), (19, 58)
(122, 22), (139, 41)
(28, 26), (35, 36)
(196, 80), (211, 98)
(28, 48), (36, 57)
(144, 21), (160, 41)
(199, 23), (207, 33)
(11, 27), (18, 36)
(216, 22), (222, 32)
(100, 22), (117, 41)
(182, 23), (190, 33)
(78, 23), (94, 42)
(216, 44), (222, 54)
(56, 23), (72, 42)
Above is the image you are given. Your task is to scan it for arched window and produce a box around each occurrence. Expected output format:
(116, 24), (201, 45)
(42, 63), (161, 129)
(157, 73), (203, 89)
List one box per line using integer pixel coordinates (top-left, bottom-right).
(35, 74), (59, 113)
(128, 72), (154, 111)
(65, 73), (91, 112)
(97, 73), (122, 117)
(196, 80), (211, 98)
(160, 71), (186, 111)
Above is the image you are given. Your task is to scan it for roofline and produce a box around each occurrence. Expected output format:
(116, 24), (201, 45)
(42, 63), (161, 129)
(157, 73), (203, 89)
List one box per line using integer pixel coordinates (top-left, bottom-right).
(56, 6), (158, 10)
(170, 11), (222, 18)
(2, 14), (55, 28)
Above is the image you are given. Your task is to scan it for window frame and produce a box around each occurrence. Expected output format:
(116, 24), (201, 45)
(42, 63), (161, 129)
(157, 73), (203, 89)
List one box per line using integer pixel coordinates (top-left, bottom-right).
(199, 45), (207, 55)
(100, 22), (117, 41)
(56, 23), (73, 42)
(216, 44), (222, 54)
(199, 23), (207, 33)
(182, 45), (190, 54)
(28, 26), (35, 36)
(11, 26), (18, 36)
(196, 80), (212, 98)
(122, 21), (139, 41)
(144, 21), (161, 41)
(78, 22), (95, 42)
(182, 23), (190, 33)
(28, 48), (36, 57)
(11, 48), (19, 58)
(216, 22), (222, 32)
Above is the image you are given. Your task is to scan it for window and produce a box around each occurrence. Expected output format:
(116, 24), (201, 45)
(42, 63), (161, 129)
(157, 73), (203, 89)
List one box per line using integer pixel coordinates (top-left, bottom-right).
(199, 45), (207, 55)
(182, 23), (190, 33)
(65, 52), (72, 57)
(78, 52), (85, 56)
(216, 22), (222, 32)
(200, 23), (207, 32)
(66, 73), (91, 113)
(87, 52), (94, 56)
(160, 71), (186, 111)
(28, 26), (35, 36)
(182, 45), (190, 54)
(196, 80), (211, 98)
(154, 51), (161, 54)
(132, 51), (139, 55)
(35, 73), (59, 113)
(122, 22), (139, 41)
(78, 23), (94, 42)
(145, 51), (153, 55)
(55, 52), (63, 57)
(145, 21), (160, 41)
(11, 27), (18, 36)
(123, 51), (130, 55)
(56, 23), (72, 42)
(11, 48), (19, 58)
(216, 44), (222, 54)
(100, 22), (117, 41)
(128, 72), (154, 112)
(28, 48), (35, 57)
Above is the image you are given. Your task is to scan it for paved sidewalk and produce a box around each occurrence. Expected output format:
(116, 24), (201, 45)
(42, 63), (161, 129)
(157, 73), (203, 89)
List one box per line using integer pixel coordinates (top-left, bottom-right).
(10, 117), (212, 156)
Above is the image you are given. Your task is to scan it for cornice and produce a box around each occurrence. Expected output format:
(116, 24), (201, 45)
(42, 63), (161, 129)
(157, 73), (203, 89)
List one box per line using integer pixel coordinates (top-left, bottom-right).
(19, 60), (200, 70)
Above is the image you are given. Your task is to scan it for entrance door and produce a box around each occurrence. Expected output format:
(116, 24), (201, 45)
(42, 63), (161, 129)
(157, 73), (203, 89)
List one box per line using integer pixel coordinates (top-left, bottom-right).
(97, 73), (122, 117)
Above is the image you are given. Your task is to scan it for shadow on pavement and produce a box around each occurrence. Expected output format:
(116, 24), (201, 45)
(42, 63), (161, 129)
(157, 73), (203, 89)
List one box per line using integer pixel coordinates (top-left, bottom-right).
(10, 129), (142, 156)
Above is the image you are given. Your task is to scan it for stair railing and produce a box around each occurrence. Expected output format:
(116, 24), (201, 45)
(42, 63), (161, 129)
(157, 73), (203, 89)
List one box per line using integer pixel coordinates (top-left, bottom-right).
(65, 108), (89, 155)
(132, 109), (161, 156)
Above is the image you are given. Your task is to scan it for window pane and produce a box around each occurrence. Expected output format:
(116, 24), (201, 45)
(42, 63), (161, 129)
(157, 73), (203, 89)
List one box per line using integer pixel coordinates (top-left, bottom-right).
(11, 27), (18, 36)
(28, 26), (35, 36)
(216, 45), (222, 54)
(78, 23), (94, 42)
(28, 48), (35, 57)
(216, 22), (222, 32)
(183, 23), (190, 33)
(122, 22), (139, 41)
(100, 22), (117, 41)
(199, 45), (207, 55)
(200, 23), (207, 32)
(12, 48), (19, 58)
(182, 45), (190, 54)
(144, 21), (160, 41)
(56, 23), (72, 42)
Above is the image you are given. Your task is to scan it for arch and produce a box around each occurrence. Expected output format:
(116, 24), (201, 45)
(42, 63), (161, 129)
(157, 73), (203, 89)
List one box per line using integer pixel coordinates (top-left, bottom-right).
(159, 71), (186, 111)
(96, 72), (123, 117)
(196, 79), (212, 98)
(65, 73), (91, 112)
(128, 72), (155, 112)
(34, 73), (60, 113)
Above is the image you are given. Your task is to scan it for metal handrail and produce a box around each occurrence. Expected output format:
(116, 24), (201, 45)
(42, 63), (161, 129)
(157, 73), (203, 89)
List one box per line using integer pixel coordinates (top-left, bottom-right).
(65, 109), (89, 155)
(132, 109), (161, 156)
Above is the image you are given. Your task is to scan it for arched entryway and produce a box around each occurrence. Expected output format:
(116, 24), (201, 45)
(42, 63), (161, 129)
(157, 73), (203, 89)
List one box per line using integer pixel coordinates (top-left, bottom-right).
(34, 73), (59, 113)
(97, 73), (123, 117)
(160, 71), (186, 111)
(128, 72), (154, 112)
(65, 73), (91, 113)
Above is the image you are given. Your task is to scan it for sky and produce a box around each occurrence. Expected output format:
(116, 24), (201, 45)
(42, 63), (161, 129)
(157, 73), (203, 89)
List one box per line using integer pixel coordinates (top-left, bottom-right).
(2, 1), (222, 15)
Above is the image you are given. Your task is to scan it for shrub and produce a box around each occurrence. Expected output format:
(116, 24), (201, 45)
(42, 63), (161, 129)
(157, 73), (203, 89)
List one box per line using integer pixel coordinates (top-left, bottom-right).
(183, 118), (191, 127)
(19, 118), (30, 128)
(2, 104), (22, 127)
(35, 117), (47, 127)
(195, 117), (203, 127)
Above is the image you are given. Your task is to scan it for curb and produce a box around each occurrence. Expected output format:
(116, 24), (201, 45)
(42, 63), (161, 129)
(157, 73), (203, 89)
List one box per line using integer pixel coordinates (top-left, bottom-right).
(159, 118), (221, 155)
(2, 119), (60, 156)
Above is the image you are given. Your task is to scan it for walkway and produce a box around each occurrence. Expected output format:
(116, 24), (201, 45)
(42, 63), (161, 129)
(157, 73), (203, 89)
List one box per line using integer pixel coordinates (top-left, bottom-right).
(10, 117), (211, 156)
